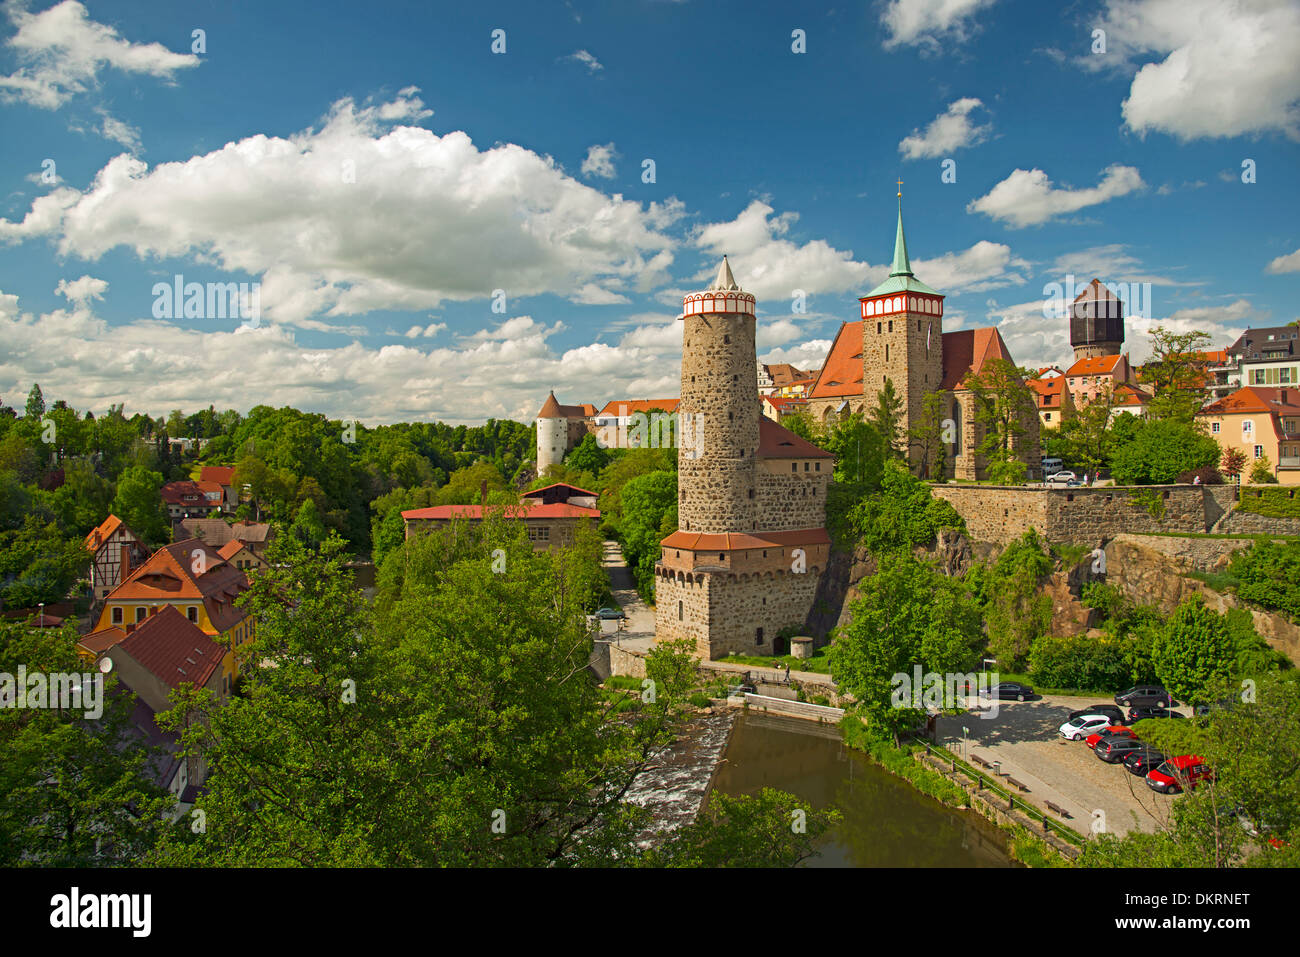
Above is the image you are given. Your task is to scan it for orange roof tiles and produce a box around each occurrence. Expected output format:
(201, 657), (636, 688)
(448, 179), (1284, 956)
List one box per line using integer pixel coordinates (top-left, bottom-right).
(1026, 377), (1068, 408)
(808, 322), (864, 399)
(106, 539), (250, 634)
(537, 391), (595, 419)
(78, 626), (127, 656)
(596, 398), (681, 416)
(1065, 354), (1124, 377)
(940, 327), (1015, 391)
(1201, 386), (1300, 417)
(199, 466), (236, 486)
(661, 528), (831, 551)
(84, 514), (123, 551)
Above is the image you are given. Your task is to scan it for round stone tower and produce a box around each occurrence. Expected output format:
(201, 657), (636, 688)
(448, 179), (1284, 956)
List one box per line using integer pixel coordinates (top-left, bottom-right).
(677, 257), (760, 534)
(535, 391), (569, 473)
(1070, 278), (1125, 360)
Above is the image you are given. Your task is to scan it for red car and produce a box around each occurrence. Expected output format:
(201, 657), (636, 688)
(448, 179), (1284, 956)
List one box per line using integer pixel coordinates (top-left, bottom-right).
(1146, 755), (1214, 794)
(1085, 725), (1134, 750)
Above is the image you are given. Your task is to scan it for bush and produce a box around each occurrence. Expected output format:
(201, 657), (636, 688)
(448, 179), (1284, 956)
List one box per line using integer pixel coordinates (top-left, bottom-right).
(1150, 597), (1235, 701)
(1028, 633), (1133, 692)
(1229, 539), (1300, 621)
(1236, 486), (1300, 519)
(1111, 419), (1220, 485)
(848, 460), (965, 555)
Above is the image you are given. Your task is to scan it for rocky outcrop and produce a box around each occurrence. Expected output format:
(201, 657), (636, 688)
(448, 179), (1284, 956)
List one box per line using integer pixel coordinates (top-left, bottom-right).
(1104, 535), (1300, 666)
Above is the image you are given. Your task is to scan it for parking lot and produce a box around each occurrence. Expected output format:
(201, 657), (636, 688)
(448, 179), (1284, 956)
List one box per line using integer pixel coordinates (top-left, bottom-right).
(935, 693), (1180, 837)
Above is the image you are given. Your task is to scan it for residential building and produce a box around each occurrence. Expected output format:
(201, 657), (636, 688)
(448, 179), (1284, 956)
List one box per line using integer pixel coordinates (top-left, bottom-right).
(198, 466), (239, 513)
(1026, 375), (1075, 428)
(218, 538), (268, 574)
(756, 362), (775, 394)
(174, 518), (275, 560)
(161, 480), (224, 519)
(1110, 383), (1152, 418)
(92, 539), (254, 685)
(84, 514), (150, 601)
(1198, 386), (1300, 485)
(761, 394), (809, 423)
(1064, 353), (1136, 408)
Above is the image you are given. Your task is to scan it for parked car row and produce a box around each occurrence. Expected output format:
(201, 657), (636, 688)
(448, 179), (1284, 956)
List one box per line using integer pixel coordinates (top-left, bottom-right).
(1058, 686), (1212, 794)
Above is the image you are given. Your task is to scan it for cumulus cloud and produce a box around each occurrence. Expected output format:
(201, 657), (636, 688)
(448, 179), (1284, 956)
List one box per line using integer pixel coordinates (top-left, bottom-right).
(693, 200), (874, 302)
(96, 110), (141, 152)
(759, 340), (833, 371)
(881, 0), (998, 49)
(0, 291), (685, 426)
(911, 240), (1029, 292)
(1047, 243), (1195, 287)
(54, 273), (107, 304)
(1087, 0), (1300, 141)
(898, 98), (992, 159)
(1266, 248), (1300, 274)
(0, 89), (679, 328)
(0, 0), (199, 109)
(403, 321), (446, 338)
(581, 142), (617, 179)
(967, 165), (1144, 227)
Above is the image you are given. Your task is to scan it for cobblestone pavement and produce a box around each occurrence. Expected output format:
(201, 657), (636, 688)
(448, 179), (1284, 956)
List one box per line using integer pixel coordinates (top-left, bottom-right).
(937, 692), (1181, 836)
(599, 540), (656, 654)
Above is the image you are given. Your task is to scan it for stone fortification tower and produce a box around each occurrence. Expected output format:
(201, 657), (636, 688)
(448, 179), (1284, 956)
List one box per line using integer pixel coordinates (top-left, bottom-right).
(655, 258), (834, 659)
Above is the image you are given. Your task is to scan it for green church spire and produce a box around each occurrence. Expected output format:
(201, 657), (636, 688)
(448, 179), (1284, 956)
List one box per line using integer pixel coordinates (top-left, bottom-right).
(890, 186), (912, 278)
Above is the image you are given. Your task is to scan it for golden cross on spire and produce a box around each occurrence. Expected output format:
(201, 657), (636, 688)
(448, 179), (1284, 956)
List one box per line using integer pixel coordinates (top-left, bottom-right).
(896, 178), (903, 198)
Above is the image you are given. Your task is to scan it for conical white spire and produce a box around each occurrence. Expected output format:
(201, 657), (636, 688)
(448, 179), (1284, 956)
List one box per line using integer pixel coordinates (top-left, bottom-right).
(710, 255), (740, 291)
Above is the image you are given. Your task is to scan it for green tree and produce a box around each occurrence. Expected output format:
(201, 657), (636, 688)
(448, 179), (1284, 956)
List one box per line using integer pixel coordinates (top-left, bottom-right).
(909, 390), (949, 480)
(1150, 597), (1235, 702)
(1139, 327), (1213, 422)
(1230, 539), (1300, 621)
(978, 530), (1053, 670)
(1220, 446), (1247, 482)
(1248, 454), (1277, 484)
(110, 466), (169, 546)
(0, 620), (175, 864)
(24, 384), (44, 421)
(565, 433), (610, 475)
(964, 358), (1036, 484)
(0, 517), (91, 608)
(619, 470), (677, 600)
(1110, 419), (1220, 485)
(869, 378), (905, 459)
(1065, 381), (1115, 476)
(847, 460), (964, 556)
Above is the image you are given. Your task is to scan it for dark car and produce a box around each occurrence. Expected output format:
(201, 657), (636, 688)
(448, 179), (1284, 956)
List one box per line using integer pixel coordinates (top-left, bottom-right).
(979, 682), (1035, 701)
(1124, 747), (1167, 777)
(1095, 736), (1149, 763)
(1127, 706), (1186, 722)
(1069, 704), (1126, 725)
(1191, 696), (1238, 719)
(1115, 685), (1175, 709)
(592, 607), (627, 620)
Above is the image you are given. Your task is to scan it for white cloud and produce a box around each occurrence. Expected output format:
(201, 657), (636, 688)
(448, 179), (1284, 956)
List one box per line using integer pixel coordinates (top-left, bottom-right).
(96, 110), (140, 152)
(564, 49), (603, 73)
(967, 165), (1144, 227)
(1047, 243), (1193, 287)
(898, 98), (991, 159)
(1089, 0), (1300, 141)
(0, 292), (685, 426)
(759, 339), (833, 371)
(569, 282), (631, 305)
(881, 0), (998, 49)
(911, 240), (1029, 292)
(693, 200), (874, 301)
(581, 142), (617, 179)
(403, 321), (446, 338)
(1266, 248), (1300, 274)
(54, 274), (106, 304)
(0, 90), (678, 328)
(0, 0), (199, 109)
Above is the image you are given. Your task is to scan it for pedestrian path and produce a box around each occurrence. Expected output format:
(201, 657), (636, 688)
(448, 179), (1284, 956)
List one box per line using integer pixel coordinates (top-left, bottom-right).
(599, 540), (655, 653)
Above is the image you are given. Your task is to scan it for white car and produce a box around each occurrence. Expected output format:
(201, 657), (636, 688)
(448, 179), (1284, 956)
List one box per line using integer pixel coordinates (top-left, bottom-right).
(1046, 471), (1078, 484)
(1059, 714), (1112, 741)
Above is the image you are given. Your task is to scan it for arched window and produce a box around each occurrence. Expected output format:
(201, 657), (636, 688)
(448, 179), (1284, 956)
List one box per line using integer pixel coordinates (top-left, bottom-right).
(893, 296), (902, 312)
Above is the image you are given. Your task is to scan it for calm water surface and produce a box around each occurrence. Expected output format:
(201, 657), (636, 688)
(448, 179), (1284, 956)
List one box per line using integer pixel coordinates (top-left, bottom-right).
(712, 712), (1017, 867)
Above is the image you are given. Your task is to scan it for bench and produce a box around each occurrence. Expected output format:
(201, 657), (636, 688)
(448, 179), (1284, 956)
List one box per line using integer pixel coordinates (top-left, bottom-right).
(1045, 800), (1072, 819)
(1005, 776), (1030, 793)
(970, 754), (992, 770)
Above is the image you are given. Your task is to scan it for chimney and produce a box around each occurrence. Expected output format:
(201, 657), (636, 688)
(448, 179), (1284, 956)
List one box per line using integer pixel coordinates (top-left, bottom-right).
(479, 479), (488, 506)
(120, 546), (132, 583)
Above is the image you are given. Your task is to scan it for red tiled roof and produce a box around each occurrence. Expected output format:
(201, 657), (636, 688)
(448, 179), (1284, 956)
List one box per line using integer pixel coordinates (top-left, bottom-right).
(537, 391), (594, 419)
(807, 321), (865, 399)
(84, 514), (124, 552)
(661, 527), (831, 551)
(756, 416), (833, 458)
(1200, 386), (1300, 417)
(160, 480), (223, 505)
(762, 394), (808, 411)
(596, 398), (681, 416)
(78, 626), (127, 655)
(106, 539), (250, 634)
(766, 363), (815, 387)
(199, 466), (236, 486)
(1065, 354), (1124, 377)
(940, 327), (1015, 391)
(402, 502), (601, 521)
(216, 540), (246, 560)
(116, 605), (225, 690)
(1112, 384), (1151, 407)
(1026, 377), (1068, 409)
(1072, 278), (1122, 303)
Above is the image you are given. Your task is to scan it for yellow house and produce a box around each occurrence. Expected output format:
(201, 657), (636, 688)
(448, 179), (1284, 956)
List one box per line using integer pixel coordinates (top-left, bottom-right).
(92, 539), (255, 692)
(1198, 386), (1300, 486)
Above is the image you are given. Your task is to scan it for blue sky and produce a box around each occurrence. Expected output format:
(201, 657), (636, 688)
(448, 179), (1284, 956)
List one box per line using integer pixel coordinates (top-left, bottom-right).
(1, 0), (1298, 425)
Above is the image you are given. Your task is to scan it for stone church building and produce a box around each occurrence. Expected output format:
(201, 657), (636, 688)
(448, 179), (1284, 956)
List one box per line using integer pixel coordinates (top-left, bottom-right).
(804, 198), (1040, 480)
(653, 258), (834, 660)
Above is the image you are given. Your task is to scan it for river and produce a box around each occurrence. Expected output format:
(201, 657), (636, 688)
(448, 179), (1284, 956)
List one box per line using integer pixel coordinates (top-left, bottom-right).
(711, 711), (1017, 867)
